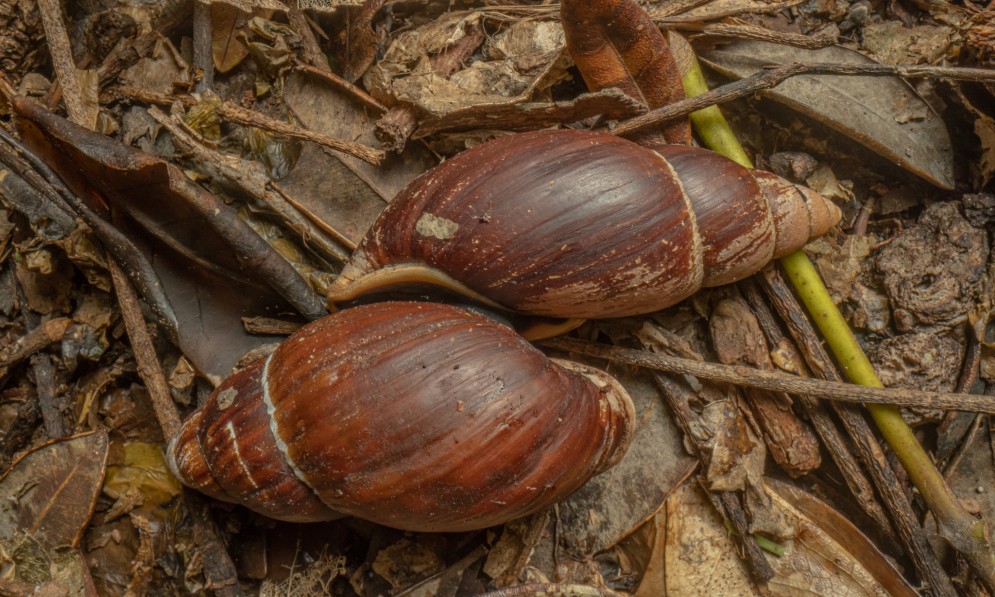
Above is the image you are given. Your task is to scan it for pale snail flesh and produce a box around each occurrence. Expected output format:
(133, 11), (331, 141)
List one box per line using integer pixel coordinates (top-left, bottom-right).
(327, 129), (842, 320)
(167, 301), (635, 532)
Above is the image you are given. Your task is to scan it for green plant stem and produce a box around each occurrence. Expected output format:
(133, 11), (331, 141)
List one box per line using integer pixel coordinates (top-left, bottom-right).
(684, 56), (753, 169)
(679, 50), (995, 588)
(780, 254), (992, 568)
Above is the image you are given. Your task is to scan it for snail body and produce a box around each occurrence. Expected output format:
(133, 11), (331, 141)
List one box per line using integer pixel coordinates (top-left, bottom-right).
(167, 301), (634, 532)
(328, 129), (841, 319)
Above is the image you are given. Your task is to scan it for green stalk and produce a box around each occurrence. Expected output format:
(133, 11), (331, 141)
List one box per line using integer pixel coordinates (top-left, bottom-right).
(679, 50), (995, 586)
(684, 56), (753, 169)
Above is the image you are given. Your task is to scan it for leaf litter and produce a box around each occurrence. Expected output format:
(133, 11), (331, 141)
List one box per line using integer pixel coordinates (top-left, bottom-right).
(0, 0), (993, 594)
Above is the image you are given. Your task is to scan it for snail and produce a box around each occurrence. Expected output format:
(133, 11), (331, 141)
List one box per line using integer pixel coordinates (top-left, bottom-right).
(327, 129), (841, 320)
(167, 301), (635, 532)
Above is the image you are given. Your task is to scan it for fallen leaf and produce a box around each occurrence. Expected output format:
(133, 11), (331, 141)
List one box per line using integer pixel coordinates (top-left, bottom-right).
(662, 480), (918, 596)
(0, 431), (109, 548)
(340, 0), (388, 83)
(120, 36), (190, 97)
(804, 234), (873, 305)
(211, 3), (251, 74)
(766, 480), (918, 597)
(700, 39), (954, 189)
(103, 441), (183, 510)
(281, 70), (436, 244)
(555, 370), (697, 558)
(14, 98), (323, 381)
(364, 14), (569, 120)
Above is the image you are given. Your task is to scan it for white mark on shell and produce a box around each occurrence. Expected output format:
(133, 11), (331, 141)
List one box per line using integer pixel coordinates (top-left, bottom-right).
(226, 421), (259, 489)
(415, 213), (459, 240)
(216, 388), (238, 410)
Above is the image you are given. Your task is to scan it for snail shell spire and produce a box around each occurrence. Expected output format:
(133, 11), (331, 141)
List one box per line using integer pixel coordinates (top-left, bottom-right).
(328, 130), (840, 319)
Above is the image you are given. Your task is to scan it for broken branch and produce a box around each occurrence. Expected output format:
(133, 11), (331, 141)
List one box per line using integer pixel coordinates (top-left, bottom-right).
(541, 337), (995, 414)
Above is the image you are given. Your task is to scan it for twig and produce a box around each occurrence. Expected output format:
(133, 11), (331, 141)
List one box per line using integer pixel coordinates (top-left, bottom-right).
(678, 43), (989, 591)
(0, 318), (71, 383)
(539, 337), (995, 414)
(650, 0), (806, 22)
(779, 252), (994, 592)
(19, 96), (328, 322)
(291, 63), (386, 114)
(192, 1), (214, 92)
(108, 85), (383, 165)
(0, 127), (181, 343)
(30, 354), (65, 439)
(146, 105), (352, 264)
(286, 10), (330, 72)
(696, 19), (837, 50)
(611, 61), (995, 138)
(36, 0), (88, 126)
(639, 328), (776, 582)
(759, 267), (955, 594)
(217, 100), (385, 165)
(107, 259), (182, 439)
(740, 279), (896, 541)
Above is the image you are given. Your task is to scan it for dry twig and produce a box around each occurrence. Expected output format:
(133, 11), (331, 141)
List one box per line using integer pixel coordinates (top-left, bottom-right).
(541, 337), (995, 414)
(612, 61), (995, 138)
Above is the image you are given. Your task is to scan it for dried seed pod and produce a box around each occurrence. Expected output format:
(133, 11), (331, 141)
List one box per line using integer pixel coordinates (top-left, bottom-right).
(327, 129), (841, 319)
(167, 301), (634, 532)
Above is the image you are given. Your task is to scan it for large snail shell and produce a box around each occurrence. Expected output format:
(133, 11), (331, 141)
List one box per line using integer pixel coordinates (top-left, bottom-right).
(327, 130), (841, 319)
(167, 301), (634, 532)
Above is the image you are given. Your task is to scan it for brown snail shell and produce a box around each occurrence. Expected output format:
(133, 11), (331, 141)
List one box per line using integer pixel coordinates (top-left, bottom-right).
(327, 129), (841, 319)
(167, 301), (634, 532)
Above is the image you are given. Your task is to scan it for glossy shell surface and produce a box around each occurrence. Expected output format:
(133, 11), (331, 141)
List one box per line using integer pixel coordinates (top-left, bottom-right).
(168, 302), (634, 532)
(330, 130), (840, 319)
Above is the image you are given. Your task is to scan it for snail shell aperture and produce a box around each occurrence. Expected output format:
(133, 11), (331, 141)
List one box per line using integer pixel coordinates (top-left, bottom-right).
(327, 129), (841, 319)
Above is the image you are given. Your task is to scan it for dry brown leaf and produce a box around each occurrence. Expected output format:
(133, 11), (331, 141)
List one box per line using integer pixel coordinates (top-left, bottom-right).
(0, 431), (109, 549)
(340, 0), (388, 83)
(364, 14), (568, 120)
(281, 70), (436, 245)
(700, 40), (955, 189)
(14, 98), (321, 381)
(805, 235), (873, 305)
(662, 480), (917, 596)
(120, 36), (190, 97)
(632, 513), (667, 596)
(211, 3), (251, 73)
(555, 370), (697, 558)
